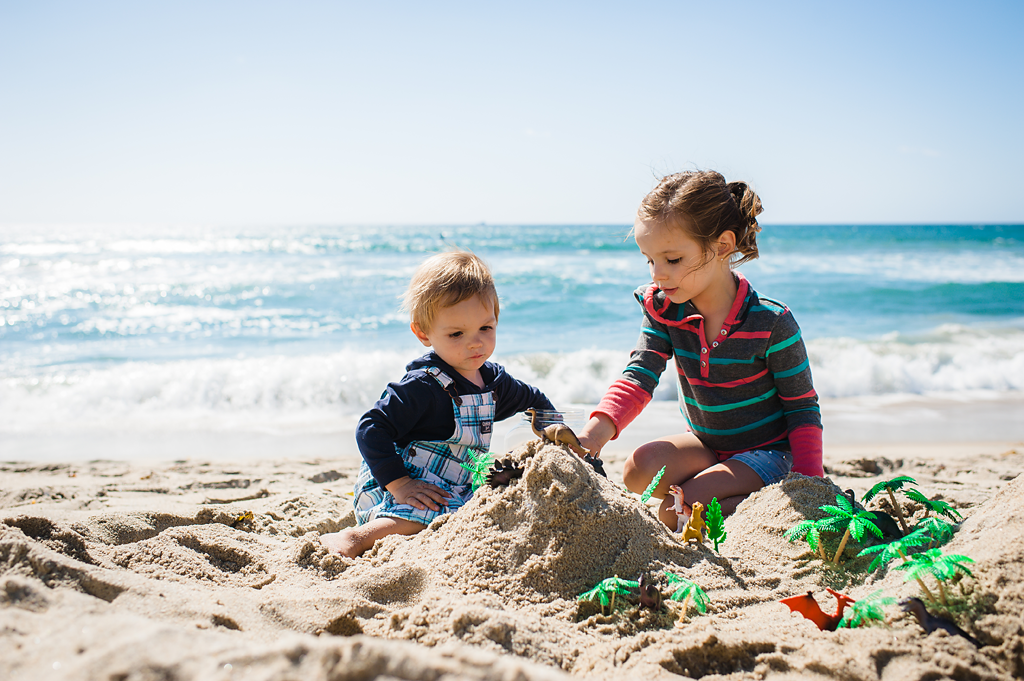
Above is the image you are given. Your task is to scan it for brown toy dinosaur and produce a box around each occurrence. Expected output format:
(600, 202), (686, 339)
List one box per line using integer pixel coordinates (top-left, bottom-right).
(525, 408), (590, 457)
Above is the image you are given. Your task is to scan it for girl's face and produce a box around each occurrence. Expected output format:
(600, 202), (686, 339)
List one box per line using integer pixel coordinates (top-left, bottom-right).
(634, 218), (732, 307)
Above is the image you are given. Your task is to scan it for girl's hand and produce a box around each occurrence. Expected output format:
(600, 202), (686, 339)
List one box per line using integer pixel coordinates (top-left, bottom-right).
(386, 476), (451, 512)
(577, 414), (617, 458)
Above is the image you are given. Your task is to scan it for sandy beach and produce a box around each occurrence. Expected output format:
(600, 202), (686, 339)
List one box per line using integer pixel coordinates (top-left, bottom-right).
(3, 398), (1023, 681)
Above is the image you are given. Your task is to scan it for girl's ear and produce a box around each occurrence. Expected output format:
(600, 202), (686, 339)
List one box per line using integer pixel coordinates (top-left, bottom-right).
(410, 322), (432, 347)
(716, 231), (737, 260)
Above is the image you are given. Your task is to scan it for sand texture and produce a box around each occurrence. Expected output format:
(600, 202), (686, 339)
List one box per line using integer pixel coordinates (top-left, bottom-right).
(2, 440), (1024, 680)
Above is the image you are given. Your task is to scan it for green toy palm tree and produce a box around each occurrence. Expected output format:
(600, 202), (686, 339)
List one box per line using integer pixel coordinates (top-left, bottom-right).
(577, 575), (640, 615)
(857, 527), (933, 571)
(862, 475), (918, 534)
(459, 448), (495, 491)
(640, 466), (666, 503)
(914, 517), (956, 548)
(903, 488), (964, 522)
(785, 519), (828, 561)
(927, 550), (975, 605)
(837, 589), (895, 629)
(665, 572), (709, 616)
(892, 547), (975, 605)
(817, 493), (883, 564)
(706, 497), (727, 551)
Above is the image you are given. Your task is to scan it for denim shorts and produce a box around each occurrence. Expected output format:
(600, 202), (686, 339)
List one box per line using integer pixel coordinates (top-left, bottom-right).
(729, 449), (793, 485)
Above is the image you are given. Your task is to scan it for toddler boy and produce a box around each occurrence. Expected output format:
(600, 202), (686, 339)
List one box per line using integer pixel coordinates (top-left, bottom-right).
(321, 250), (554, 557)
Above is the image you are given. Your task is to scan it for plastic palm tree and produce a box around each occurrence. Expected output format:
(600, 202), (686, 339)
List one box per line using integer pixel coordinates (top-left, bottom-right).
(927, 550), (975, 605)
(459, 448), (495, 491)
(665, 572), (709, 616)
(862, 475), (918, 534)
(914, 517), (956, 548)
(640, 466), (666, 503)
(837, 589), (895, 629)
(577, 575), (640, 615)
(785, 518), (828, 561)
(706, 497), (727, 551)
(892, 548), (966, 604)
(818, 493), (883, 564)
(857, 527), (933, 571)
(903, 488), (964, 522)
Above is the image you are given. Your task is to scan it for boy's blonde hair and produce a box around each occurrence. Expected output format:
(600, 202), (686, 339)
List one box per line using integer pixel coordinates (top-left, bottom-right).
(403, 250), (499, 332)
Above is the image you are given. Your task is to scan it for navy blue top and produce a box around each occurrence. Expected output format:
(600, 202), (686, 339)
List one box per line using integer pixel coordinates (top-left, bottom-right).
(356, 352), (554, 488)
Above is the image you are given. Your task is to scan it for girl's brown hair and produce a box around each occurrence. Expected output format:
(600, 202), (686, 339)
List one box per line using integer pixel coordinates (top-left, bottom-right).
(637, 170), (764, 267)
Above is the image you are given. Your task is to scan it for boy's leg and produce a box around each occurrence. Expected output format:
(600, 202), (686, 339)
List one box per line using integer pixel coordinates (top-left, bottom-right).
(321, 517), (426, 558)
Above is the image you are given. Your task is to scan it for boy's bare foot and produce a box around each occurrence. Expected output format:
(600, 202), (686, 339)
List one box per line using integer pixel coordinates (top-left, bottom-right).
(320, 530), (364, 558)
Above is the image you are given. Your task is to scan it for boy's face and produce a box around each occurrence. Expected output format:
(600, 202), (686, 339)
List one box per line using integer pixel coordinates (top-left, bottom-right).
(411, 294), (497, 385)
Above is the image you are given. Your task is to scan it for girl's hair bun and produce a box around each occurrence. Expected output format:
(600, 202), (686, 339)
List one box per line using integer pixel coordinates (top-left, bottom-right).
(726, 181), (763, 263)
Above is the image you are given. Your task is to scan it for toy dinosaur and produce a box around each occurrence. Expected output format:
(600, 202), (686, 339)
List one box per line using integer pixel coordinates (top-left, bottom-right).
(657, 478), (711, 545)
(681, 501), (706, 544)
(637, 573), (663, 612)
(901, 597), (980, 646)
(486, 458), (524, 487)
(583, 454), (607, 477)
(525, 408), (590, 457)
(780, 588), (856, 631)
(667, 484), (686, 532)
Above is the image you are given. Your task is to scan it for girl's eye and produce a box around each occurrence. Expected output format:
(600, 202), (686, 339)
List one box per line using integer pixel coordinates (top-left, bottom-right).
(667, 257), (682, 265)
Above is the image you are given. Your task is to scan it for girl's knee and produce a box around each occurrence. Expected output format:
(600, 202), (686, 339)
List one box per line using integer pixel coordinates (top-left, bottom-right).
(624, 441), (675, 493)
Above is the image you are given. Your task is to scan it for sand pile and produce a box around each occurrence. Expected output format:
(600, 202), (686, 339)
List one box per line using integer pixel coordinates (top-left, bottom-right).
(2, 446), (1023, 680)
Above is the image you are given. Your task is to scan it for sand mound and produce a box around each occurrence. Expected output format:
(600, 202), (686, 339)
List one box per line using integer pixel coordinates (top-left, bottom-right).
(361, 442), (704, 606)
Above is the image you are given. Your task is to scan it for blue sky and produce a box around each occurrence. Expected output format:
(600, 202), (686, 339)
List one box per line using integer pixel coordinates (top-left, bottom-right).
(1, 1), (1021, 226)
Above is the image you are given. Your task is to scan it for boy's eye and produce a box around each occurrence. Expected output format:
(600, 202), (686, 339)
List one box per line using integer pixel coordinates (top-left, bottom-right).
(449, 331), (463, 338)
(480, 325), (493, 332)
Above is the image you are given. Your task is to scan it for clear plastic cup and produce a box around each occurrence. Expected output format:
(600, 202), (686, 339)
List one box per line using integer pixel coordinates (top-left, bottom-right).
(503, 409), (586, 454)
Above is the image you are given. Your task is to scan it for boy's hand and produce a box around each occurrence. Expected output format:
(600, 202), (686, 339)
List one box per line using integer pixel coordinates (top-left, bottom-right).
(577, 414), (617, 458)
(386, 476), (451, 512)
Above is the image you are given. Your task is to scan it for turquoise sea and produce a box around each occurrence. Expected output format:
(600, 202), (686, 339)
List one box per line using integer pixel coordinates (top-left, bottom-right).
(2, 224), (1023, 442)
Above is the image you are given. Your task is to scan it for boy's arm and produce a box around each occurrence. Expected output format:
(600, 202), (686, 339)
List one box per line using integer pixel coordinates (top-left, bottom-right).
(357, 376), (442, 488)
(491, 373), (555, 422)
(766, 311), (824, 477)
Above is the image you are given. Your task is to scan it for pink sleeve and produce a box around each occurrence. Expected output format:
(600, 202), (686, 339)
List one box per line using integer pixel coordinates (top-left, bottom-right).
(789, 425), (824, 477)
(592, 379), (652, 439)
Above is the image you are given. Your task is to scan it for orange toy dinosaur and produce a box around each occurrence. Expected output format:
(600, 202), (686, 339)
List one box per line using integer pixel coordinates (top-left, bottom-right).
(780, 588), (856, 631)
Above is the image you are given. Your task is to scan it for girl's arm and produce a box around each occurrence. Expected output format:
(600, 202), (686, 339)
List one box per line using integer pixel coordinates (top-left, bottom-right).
(583, 286), (671, 453)
(765, 313), (824, 477)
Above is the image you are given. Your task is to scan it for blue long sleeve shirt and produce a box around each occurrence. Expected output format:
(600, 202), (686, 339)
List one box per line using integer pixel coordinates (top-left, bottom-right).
(356, 352), (554, 487)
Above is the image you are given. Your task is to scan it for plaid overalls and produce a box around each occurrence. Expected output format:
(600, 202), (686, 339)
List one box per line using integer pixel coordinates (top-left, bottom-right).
(353, 366), (495, 526)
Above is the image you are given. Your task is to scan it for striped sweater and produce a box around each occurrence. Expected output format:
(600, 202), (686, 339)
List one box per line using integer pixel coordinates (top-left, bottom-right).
(595, 272), (824, 477)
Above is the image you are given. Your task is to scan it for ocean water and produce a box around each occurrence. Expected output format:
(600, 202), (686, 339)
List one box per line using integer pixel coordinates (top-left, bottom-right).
(2, 224), (1023, 438)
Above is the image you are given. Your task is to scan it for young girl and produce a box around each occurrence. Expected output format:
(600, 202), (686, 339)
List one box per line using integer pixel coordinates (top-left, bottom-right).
(576, 170), (823, 530)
